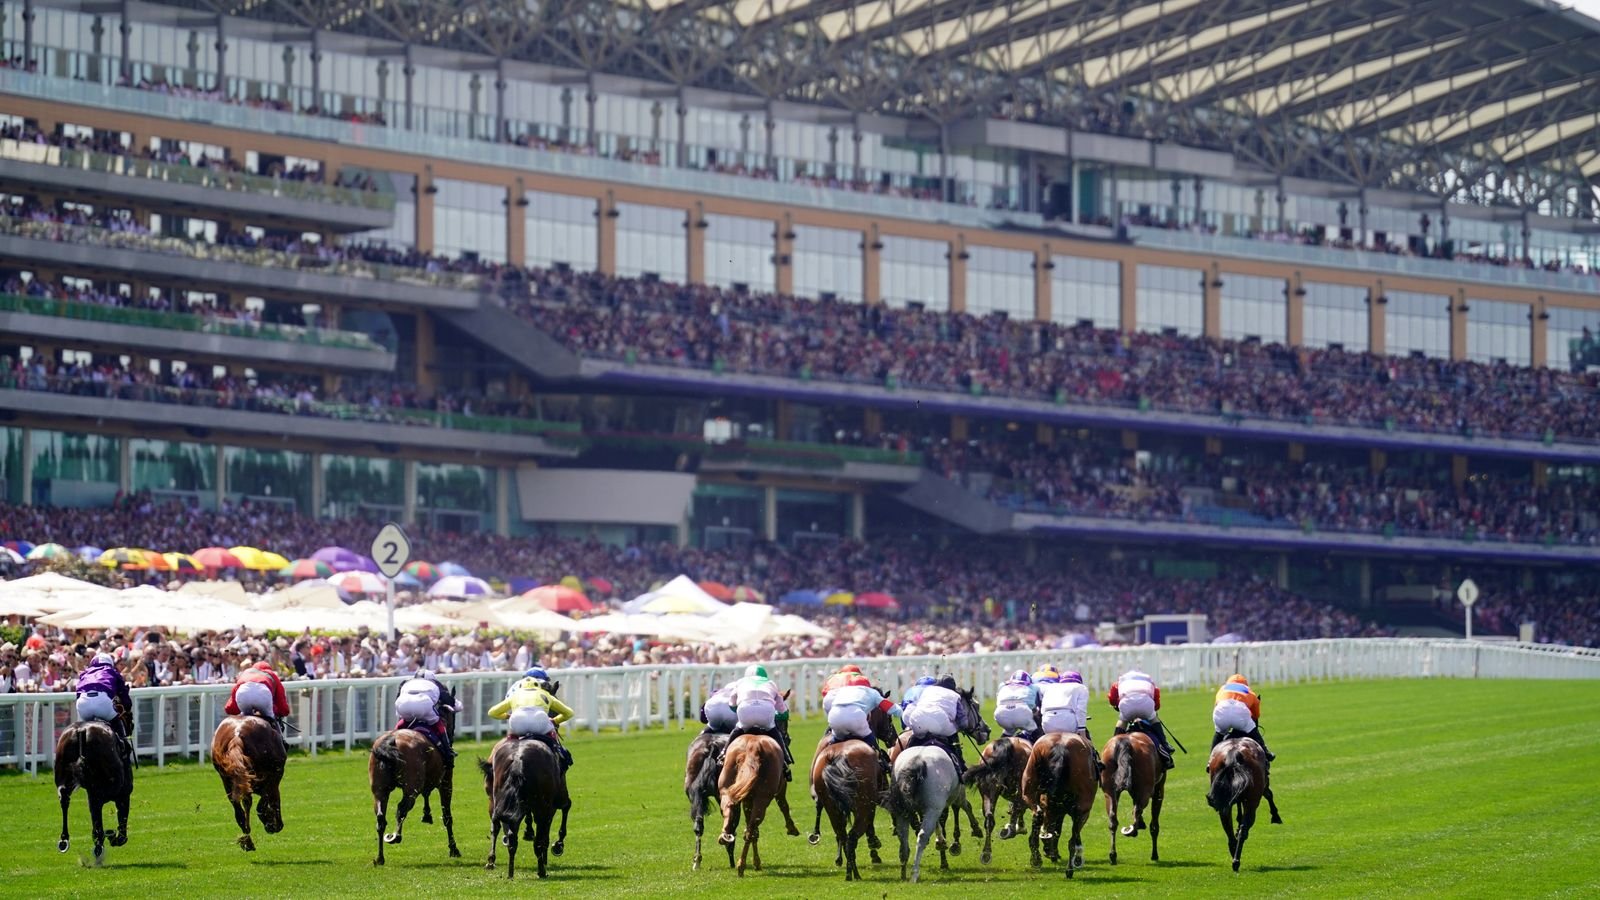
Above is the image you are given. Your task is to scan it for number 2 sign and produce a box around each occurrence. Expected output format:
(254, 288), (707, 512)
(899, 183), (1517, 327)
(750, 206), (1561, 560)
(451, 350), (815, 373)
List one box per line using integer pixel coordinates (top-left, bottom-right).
(371, 522), (413, 579)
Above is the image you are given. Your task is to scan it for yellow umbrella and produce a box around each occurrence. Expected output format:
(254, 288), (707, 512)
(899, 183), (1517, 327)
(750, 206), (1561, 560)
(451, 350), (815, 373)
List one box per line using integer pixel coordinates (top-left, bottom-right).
(161, 552), (204, 573)
(98, 547), (150, 568)
(559, 575), (586, 593)
(258, 551), (292, 571)
(824, 591), (856, 606)
(228, 546), (268, 569)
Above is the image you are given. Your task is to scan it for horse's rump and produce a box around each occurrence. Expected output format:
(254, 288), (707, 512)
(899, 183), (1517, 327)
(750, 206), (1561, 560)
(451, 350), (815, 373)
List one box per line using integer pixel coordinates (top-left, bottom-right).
(966, 735), (1023, 788)
(56, 721), (121, 792)
(488, 736), (563, 828)
(719, 734), (781, 808)
(215, 716), (283, 802)
(820, 750), (860, 819)
(1206, 740), (1262, 812)
(686, 732), (727, 818)
(887, 753), (929, 823)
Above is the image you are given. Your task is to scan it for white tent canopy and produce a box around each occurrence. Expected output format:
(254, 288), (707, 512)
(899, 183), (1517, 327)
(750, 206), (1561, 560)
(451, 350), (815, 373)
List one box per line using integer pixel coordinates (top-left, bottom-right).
(622, 574), (727, 614)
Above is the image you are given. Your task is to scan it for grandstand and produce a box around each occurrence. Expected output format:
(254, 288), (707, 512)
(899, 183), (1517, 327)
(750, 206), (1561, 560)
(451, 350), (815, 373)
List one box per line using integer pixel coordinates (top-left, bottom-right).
(2, 0), (1599, 643)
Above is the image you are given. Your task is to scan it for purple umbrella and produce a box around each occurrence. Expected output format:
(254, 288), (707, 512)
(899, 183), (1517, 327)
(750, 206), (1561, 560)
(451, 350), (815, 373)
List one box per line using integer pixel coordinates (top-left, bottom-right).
(311, 546), (378, 573)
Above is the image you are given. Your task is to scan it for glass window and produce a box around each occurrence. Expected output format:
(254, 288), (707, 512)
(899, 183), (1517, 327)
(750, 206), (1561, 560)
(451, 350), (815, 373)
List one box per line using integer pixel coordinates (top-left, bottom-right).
(28, 430), (119, 507)
(1547, 306), (1600, 371)
(1052, 256), (1120, 328)
(1135, 264), (1203, 336)
(432, 177), (506, 263)
(356, 172), (415, 250)
(880, 235), (949, 311)
(224, 447), (311, 513)
(525, 191), (597, 272)
(1466, 299), (1530, 366)
(1303, 282), (1369, 352)
(616, 202), (687, 283)
(776, 488), (846, 544)
(1386, 291), (1450, 359)
(129, 438), (214, 506)
(0, 426), (17, 504)
(1219, 273), (1286, 344)
(966, 246), (1034, 319)
(321, 454), (403, 519)
(793, 224), (862, 302)
(705, 213), (776, 293)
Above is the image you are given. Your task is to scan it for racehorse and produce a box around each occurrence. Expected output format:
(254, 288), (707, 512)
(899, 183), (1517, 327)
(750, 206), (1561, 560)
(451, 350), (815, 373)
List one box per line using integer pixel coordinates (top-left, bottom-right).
(717, 696), (800, 876)
(1099, 729), (1166, 865)
(1021, 733), (1098, 878)
(963, 732), (1032, 865)
(479, 736), (570, 879)
(809, 704), (899, 879)
(1207, 736), (1282, 872)
(684, 729), (728, 870)
(211, 715), (286, 851)
(887, 687), (990, 883)
(368, 715), (460, 866)
(54, 721), (131, 863)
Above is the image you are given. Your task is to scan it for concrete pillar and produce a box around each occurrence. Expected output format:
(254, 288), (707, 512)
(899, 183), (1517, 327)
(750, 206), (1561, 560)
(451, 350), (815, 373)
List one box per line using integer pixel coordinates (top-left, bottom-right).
(309, 30), (322, 111)
(402, 460), (418, 526)
(1034, 247), (1052, 323)
(597, 192), (617, 275)
(1358, 559), (1372, 605)
(1532, 460), (1548, 488)
(676, 514), (691, 549)
(22, 0), (35, 67)
(213, 15), (227, 94)
(1286, 274), (1304, 346)
(686, 203), (706, 285)
(862, 408), (882, 438)
(1119, 259), (1137, 333)
(1368, 281), (1386, 354)
(1287, 442), (1305, 463)
(1275, 554), (1289, 589)
(762, 485), (778, 542)
(774, 400), (793, 442)
(849, 491), (865, 541)
(948, 237), (967, 314)
(309, 452), (325, 517)
(118, 436), (132, 494)
(1369, 448), (1386, 474)
(1450, 290), (1468, 361)
(1204, 436), (1223, 456)
(1531, 298), (1548, 368)
(414, 312), (436, 389)
(862, 228), (881, 304)
(675, 92), (688, 169)
(18, 428), (32, 506)
(1451, 455), (1468, 490)
(774, 215), (794, 296)
(506, 184), (526, 267)
(402, 48), (416, 130)
(214, 445), (226, 510)
(414, 177), (435, 254)
(495, 466), (511, 537)
(494, 61), (508, 142)
(1202, 264), (1222, 338)
(950, 416), (969, 442)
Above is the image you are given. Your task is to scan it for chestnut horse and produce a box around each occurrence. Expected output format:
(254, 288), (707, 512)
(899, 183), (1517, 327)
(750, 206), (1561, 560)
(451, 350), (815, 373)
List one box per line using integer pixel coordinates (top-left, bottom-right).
(1022, 733), (1098, 877)
(1099, 730), (1166, 865)
(479, 736), (570, 879)
(808, 705), (899, 880)
(963, 734), (1032, 865)
(368, 727), (460, 865)
(1206, 737), (1281, 872)
(54, 721), (131, 863)
(717, 704), (801, 877)
(684, 730), (728, 870)
(211, 715), (286, 851)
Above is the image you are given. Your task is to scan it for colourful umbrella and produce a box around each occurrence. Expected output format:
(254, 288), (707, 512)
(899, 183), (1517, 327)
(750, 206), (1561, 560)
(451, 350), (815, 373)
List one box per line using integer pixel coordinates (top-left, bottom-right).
(393, 572), (425, 589)
(437, 562), (473, 578)
(311, 546), (378, 573)
(732, 585), (767, 603)
(855, 592), (899, 609)
(161, 552), (204, 574)
(26, 542), (70, 560)
(521, 585), (594, 613)
(332, 571), (389, 594)
(3, 540), (35, 556)
(559, 575), (585, 592)
(280, 558), (335, 580)
(824, 591), (856, 606)
(258, 551), (292, 571)
(404, 561), (441, 582)
(428, 575), (492, 598)
(74, 545), (105, 561)
(697, 581), (734, 601)
(227, 546), (273, 570)
(192, 547), (244, 569)
(0, 547), (23, 566)
(587, 576), (615, 596)
(98, 547), (151, 568)
(780, 589), (824, 606)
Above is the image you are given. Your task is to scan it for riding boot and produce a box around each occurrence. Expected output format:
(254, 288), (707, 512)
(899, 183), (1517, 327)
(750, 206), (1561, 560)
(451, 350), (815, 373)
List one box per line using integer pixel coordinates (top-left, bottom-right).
(1211, 730), (1224, 750)
(950, 740), (968, 781)
(1250, 727), (1274, 762)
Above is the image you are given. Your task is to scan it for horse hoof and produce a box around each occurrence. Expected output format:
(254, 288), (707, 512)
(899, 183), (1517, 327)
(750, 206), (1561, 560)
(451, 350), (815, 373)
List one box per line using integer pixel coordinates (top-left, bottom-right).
(870, 851), (882, 865)
(980, 850), (991, 865)
(998, 825), (1014, 840)
(1109, 853), (1118, 865)
(1040, 830), (1056, 841)
(449, 847), (462, 859)
(374, 858), (385, 867)
(1233, 860), (1241, 873)
(552, 842), (564, 857)
(950, 843), (962, 857)
(383, 833), (402, 845)
(1120, 825), (1137, 837)
(483, 862), (494, 871)
(109, 834), (128, 848)
(1071, 849), (1084, 869)
(718, 833), (735, 845)
(422, 812), (434, 824)
(57, 840), (69, 853)
(786, 824), (800, 837)
(1272, 814), (1284, 825)
(807, 833), (821, 846)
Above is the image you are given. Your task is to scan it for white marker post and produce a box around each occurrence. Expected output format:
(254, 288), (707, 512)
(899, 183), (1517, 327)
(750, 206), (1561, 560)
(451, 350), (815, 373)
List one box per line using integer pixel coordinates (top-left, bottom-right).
(371, 522), (413, 642)
(1457, 578), (1479, 640)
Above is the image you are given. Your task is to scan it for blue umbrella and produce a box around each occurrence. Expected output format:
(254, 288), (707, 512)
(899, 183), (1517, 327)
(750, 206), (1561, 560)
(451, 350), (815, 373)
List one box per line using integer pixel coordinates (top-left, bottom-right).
(780, 589), (824, 606)
(437, 561), (473, 578)
(508, 577), (541, 595)
(393, 572), (424, 589)
(75, 545), (105, 561)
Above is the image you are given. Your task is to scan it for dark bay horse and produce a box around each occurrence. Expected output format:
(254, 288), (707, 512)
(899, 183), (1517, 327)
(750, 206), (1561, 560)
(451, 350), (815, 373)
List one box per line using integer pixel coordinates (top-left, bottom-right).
(369, 727), (460, 865)
(964, 733), (1032, 865)
(211, 715), (287, 851)
(685, 729), (728, 870)
(54, 721), (131, 863)
(1022, 733), (1098, 878)
(479, 736), (570, 879)
(1207, 737), (1282, 872)
(808, 705), (898, 880)
(718, 725), (799, 876)
(1099, 730), (1166, 865)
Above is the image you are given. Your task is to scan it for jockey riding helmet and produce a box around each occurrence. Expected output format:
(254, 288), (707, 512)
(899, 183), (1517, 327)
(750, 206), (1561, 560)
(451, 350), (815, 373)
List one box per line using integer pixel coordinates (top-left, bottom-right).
(1006, 669), (1032, 685)
(1062, 670), (1084, 685)
(745, 664), (768, 679)
(935, 674), (957, 690)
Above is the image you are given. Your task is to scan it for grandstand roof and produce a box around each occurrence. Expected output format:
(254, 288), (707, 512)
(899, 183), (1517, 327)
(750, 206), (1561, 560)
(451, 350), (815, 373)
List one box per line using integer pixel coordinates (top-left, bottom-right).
(121, 0), (1600, 213)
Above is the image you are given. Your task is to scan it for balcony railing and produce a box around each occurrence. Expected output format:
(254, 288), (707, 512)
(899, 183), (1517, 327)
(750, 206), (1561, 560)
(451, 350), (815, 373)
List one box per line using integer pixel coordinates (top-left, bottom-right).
(0, 292), (385, 352)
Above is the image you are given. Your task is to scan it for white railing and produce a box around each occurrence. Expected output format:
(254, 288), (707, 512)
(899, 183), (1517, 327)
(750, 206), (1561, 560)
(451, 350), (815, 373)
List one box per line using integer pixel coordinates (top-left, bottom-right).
(2, 638), (1595, 773)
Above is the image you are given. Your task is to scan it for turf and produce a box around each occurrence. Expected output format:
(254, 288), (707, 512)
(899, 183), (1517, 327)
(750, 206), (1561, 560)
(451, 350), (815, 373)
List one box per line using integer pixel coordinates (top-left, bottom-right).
(3, 678), (1598, 898)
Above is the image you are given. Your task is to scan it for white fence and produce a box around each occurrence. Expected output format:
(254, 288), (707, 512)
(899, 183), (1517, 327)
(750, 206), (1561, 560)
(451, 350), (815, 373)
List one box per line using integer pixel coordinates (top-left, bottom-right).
(2, 638), (1596, 773)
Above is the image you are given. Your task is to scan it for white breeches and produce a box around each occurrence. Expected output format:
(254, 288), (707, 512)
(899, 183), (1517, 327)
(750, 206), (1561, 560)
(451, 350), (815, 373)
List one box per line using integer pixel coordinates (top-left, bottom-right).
(508, 707), (554, 737)
(1117, 693), (1157, 723)
(826, 705), (871, 739)
(395, 692), (438, 724)
(703, 698), (737, 732)
(994, 702), (1038, 733)
(1212, 700), (1256, 735)
(76, 691), (115, 723)
(735, 699), (776, 730)
(904, 704), (957, 738)
(1041, 707), (1086, 735)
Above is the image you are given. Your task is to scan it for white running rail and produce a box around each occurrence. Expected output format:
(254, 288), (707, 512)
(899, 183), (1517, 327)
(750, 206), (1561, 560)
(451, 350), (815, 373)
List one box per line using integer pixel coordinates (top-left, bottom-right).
(1, 638), (1594, 773)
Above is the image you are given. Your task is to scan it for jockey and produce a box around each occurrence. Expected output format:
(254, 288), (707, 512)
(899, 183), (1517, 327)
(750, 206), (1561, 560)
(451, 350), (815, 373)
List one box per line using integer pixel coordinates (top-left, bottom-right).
(1212, 674), (1273, 765)
(488, 675), (576, 770)
(699, 680), (739, 734)
(75, 652), (134, 768)
(507, 665), (548, 697)
(1107, 668), (1175, 770)
(723, 664), (795, 780)
(1040, 670), (1092, 743)
(394, 669), (463, 767)
(820, 663), (873, 699)
(899, 675), (936, 714)
(225, 661), (291, 736)
(823, 677), (897, 781)
(993, 669), (1042, 741)
(902, 674), (972, 778)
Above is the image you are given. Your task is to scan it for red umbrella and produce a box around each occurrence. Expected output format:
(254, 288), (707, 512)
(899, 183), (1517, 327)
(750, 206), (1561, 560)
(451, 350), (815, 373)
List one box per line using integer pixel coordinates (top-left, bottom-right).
(521, 585), (594, 613)
(587, 576), (615, 596)
(855, 592), (899, 609)
(698, 580), (734, 601)
(404, 561), (441, 582)
(280, 558), (335, 580)
(193, 547), (244, 569)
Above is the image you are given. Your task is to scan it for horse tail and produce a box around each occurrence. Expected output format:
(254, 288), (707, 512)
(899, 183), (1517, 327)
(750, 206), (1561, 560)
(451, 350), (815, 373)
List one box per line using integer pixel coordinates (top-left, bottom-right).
(722, 745), (765, 809)
(218, 725), (256, 802)
(492, 745), (530, 829)
(688, 739), (723, 822)
(887, 756), (927, 823)
(1045, 740), (1072, 798)
(1207, 751), (1251, 813)
(962, 737), (1012, 786)
(70, 725), (90, 787)
(370, 733), (405, 794)
(1111, 737), (1135, 796)
(822, 753), (857, 825)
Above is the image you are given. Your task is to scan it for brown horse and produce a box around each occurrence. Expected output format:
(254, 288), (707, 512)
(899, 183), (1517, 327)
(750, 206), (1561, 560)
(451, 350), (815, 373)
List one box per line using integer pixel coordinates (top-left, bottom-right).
(1206, 737), (1282, 872)
(54, 721), (131, 863)
(963, 734), (1032, 865)
(717, 720), (801, 876)
(685, 729), (728, 870)
(808, 705), (898, 880)
(479, 736), (570, 879)
(1099, 731), (1166, 865)
(368, 727), (460, 865)
(211, 715), (287, 851)
(807, 703), (897, 867)
(1022, 733), (1098, 878)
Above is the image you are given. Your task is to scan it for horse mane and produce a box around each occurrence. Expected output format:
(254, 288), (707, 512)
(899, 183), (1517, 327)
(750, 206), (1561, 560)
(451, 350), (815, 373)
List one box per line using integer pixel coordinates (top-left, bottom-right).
(217, 721), (257, 802)
(1207, 744), (1254, 813)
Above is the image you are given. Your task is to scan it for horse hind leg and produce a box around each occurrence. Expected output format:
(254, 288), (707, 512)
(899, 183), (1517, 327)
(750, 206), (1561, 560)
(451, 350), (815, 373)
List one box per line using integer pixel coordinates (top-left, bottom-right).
(1265, 785), (1284, 824)
(89, 793), (108, 865)
(1027, 809), (1043, 868)
(534, 811), (552, 879)
(440, 777), (461, 858)
(979, 790), (996, 864)
(57, 784), (72, 853)
(504, 821), (519, 880)
(373, 790), (390, 866)
(386, 789), (417, 845)
(1233, 803), (1256, 873)
(110, 784), (130, 848)
(421, 791), (434, 825)
(1105, 792), (1120, 865)
(233, 794), (256, 852)
(1149, 788), (1164, 861)
(719, 800), (740, 869)
(775, 780), (801, 836)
